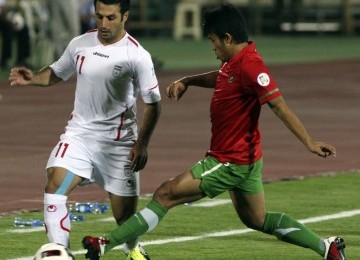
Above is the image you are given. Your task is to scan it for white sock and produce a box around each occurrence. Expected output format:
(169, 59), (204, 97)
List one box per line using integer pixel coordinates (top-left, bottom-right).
(44, 193), (70, 247)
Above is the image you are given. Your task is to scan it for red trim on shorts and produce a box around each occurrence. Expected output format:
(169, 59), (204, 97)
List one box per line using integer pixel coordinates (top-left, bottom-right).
(115, 113), (125, 141)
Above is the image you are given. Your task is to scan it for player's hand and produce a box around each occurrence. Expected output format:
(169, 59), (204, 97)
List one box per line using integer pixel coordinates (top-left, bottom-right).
(129, 141), (148, 172)
(166, 80), (188, 100)
(9, 67), (33, 86)
(308, 141), (336, 158)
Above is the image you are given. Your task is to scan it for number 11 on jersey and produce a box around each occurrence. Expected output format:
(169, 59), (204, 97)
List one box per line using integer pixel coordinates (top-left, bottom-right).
(76, 55), (85, 74)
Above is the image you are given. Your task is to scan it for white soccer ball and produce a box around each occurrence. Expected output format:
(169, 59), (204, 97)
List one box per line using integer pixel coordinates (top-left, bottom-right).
(33, 243), (75, 260)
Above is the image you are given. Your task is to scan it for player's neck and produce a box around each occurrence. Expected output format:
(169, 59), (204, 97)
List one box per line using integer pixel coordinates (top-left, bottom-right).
(98, 30), (127, 46)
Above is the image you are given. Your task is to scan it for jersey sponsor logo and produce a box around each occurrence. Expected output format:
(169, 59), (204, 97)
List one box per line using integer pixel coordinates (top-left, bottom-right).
(93, 51), (109, 59)
(257, 73), (270, 87)
(112, 65), (123, 78)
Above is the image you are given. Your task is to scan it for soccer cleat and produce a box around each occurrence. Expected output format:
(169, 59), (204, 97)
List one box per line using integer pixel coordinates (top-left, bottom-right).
(324, 237), (346, 260)
(126, 244), (151, 260)
(82, 236), (109, 260)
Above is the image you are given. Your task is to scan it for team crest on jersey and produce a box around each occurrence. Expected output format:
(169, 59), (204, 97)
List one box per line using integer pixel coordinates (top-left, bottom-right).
(112, 65), (123, 78)
(228, 73), (235, 83)
(257, 72), (270, 87)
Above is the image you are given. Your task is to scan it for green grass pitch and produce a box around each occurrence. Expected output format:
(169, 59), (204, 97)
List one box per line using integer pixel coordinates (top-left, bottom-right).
(1, 171), (359, 259)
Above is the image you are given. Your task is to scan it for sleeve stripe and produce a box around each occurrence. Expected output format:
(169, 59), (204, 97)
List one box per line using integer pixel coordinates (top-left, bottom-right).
(260, 88), (280, 100)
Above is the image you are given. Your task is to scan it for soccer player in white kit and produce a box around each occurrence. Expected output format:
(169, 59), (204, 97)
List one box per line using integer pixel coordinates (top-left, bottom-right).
(9, 0), (160, 259)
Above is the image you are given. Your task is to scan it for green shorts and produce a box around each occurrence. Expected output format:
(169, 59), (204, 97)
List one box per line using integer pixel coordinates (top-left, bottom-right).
(191, 156), (264, 198)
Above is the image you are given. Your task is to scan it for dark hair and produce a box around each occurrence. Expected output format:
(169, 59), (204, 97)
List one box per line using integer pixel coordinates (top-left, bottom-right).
(94, 0), (130, 15)
(202, 4), (248, 43)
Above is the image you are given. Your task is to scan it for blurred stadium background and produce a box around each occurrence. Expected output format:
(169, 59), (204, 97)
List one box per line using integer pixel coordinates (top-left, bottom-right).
(0, 0), (359, 74)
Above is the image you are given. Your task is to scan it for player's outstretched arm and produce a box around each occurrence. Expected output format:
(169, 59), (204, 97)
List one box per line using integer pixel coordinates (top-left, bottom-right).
(267, 96), (336, 158)
(9, 66), (62, 87)
(166, 70), (218, 101)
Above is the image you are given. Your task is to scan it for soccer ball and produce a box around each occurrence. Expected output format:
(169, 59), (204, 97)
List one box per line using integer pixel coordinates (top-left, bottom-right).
(33, 243), (75, 260)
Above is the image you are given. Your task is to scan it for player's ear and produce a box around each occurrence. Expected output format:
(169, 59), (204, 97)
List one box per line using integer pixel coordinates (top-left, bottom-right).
(122, 11), (129, 22)
(224, 33), (233, 45)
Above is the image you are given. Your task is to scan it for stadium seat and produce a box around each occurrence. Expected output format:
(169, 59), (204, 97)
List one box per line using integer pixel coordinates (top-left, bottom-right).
(173, 0), (272, 40)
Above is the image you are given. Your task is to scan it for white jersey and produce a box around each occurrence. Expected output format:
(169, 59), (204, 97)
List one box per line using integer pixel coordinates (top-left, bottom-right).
(50, 30), (161, 141)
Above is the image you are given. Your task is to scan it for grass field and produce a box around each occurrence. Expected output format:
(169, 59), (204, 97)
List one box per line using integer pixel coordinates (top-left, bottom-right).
(1, 171), (359, 260)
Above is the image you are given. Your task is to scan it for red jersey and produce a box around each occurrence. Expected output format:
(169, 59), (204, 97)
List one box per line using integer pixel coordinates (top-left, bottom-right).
(206, 42), (281, 164)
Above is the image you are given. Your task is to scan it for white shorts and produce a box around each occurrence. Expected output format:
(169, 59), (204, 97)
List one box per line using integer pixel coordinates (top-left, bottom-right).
(46, 134), (140, 196)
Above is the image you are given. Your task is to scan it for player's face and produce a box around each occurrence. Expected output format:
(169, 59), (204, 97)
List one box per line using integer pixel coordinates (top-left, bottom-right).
(95, 1), (128, 45)
(208, 33), (231, 62)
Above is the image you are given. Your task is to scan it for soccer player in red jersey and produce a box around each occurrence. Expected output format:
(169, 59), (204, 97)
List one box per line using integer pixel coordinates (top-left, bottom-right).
(83, 4), (345, 260)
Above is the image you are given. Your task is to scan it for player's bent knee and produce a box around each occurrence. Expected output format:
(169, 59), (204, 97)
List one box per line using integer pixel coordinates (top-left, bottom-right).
(153, 182), (177, 208)
(45, 170), (78, 195)
(240, 214), (265, 231)
(244, 220), (263, 231)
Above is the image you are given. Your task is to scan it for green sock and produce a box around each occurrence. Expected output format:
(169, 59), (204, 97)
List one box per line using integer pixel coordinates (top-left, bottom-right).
(105, 200), (168, 253)
(262, 212), (325, 256)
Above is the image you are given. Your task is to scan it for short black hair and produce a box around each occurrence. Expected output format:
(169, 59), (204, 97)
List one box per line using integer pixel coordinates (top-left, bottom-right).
(202, 3), (248, 43)
(94, 0), (130, 15)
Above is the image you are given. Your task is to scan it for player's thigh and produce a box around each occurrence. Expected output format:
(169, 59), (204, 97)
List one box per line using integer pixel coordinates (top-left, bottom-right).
(229, 190), (266, 230)
(154, 170), (204, 209)
(92, 139), (140, 197)
(46, 136), (94, 193)
(228, 158), (266, 229)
